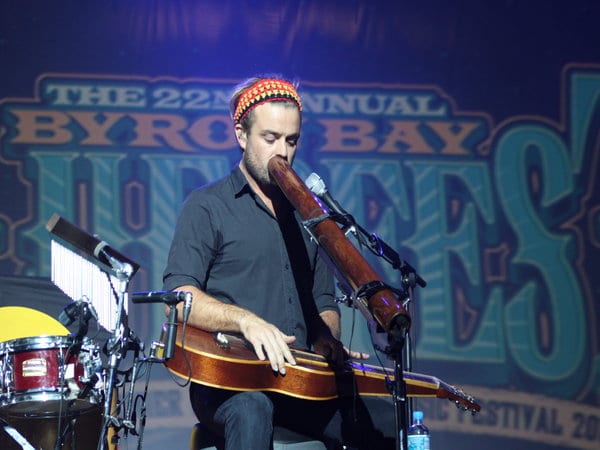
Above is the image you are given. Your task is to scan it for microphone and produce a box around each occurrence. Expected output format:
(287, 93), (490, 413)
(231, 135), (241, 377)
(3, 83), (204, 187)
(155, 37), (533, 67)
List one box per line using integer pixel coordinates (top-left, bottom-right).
(131, 290), (189, 305)
(94, 241), (133, 275)
(305, 173), (426, 289)
(58, 297), (99, 344)
(59, 301), (82, 327)
(182, 291), (193, 323)
(305, 172), (354, 225)
(58, 297), (98, 326)
(131, 291), (192, 360)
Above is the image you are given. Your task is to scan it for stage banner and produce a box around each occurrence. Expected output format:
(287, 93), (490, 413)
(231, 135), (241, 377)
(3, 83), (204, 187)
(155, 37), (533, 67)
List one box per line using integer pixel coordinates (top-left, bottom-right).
(1, 68), (598, 449)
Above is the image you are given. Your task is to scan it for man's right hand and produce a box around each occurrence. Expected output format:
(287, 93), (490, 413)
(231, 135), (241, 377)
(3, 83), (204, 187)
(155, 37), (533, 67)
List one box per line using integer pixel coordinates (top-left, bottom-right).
(171, 285), (297, 375)
(239, 316), (297, 375)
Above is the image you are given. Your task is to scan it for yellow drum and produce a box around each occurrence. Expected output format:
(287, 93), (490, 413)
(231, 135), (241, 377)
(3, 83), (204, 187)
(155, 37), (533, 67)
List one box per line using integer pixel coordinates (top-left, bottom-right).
(0, 306), (69, 342)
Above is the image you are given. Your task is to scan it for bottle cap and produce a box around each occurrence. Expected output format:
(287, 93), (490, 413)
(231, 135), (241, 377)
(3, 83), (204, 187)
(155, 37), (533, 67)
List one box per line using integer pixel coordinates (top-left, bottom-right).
(413, 410), (424, 421)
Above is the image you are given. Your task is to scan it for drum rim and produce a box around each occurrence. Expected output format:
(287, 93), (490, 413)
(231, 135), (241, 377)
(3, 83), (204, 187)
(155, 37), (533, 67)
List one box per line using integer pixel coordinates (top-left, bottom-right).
(0, 335), (93, 352)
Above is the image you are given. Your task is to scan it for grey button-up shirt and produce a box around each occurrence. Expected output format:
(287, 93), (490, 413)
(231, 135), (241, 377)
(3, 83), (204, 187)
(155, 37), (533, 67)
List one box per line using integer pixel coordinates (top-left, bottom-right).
(163, 166), (338, 349)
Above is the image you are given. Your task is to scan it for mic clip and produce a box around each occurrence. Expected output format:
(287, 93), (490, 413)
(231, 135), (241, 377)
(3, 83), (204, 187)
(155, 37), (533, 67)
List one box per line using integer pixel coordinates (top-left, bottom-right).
(328, 211), (355, 228)
(58, 297), (98, 341)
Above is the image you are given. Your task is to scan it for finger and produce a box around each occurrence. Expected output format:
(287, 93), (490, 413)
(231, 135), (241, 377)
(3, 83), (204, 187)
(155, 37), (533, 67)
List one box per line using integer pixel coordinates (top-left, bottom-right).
(248, 331), (282, 370)
(280, 334), (297, 365)
(247, 326), (295, 374)
(251, 341), (267, 361)
(264, 333), (288, 374)
(344, 346), (370, 360)
(273, 334), (297, 373)
(349, 350), (369, 359)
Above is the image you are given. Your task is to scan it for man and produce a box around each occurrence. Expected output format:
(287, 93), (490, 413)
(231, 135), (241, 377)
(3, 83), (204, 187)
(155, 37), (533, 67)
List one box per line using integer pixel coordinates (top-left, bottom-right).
(163, 76), (390, 449)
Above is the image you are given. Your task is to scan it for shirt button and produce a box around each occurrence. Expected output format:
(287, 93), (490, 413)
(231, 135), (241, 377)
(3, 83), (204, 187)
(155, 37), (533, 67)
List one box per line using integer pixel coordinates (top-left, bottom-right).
(288, 298), (292, 304)
(285, 264), (290, 270)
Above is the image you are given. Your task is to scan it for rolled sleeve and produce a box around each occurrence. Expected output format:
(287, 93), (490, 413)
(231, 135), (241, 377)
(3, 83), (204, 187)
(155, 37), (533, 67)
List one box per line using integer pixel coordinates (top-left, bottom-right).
(312, 248), (339, 315)
(163, 191), (218, 292)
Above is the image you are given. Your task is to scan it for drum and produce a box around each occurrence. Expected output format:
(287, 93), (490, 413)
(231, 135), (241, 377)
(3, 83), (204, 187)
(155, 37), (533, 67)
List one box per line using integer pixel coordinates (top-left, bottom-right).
(0, 405), (102, 450)
(0, 335), (103, 416)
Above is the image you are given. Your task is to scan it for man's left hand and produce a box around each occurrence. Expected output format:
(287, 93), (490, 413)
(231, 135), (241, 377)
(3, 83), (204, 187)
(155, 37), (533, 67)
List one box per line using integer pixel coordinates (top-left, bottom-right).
(313, 333), (370, 370)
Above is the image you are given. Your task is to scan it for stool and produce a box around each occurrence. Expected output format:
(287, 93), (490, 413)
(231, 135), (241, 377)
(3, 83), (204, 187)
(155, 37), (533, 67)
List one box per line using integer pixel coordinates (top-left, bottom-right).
(190, 422), (326, 450)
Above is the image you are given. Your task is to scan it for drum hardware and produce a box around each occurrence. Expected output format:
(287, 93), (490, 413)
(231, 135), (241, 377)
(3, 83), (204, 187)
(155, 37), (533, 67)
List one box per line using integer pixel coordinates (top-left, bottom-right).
(1, 415), (36, 450)
(45, 213), (148, 450)
(148, 340), (165, 360)
(1, 405), (103, 450)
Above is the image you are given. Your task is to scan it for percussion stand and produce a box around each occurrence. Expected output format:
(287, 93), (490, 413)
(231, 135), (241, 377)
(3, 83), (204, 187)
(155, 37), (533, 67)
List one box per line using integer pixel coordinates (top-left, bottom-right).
(97, 261), (134, 450)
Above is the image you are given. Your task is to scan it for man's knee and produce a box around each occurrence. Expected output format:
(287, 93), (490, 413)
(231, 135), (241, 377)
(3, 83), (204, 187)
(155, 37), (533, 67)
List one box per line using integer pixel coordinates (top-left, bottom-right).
(238, 392), (273, 418)
(216, 391), (273, 425)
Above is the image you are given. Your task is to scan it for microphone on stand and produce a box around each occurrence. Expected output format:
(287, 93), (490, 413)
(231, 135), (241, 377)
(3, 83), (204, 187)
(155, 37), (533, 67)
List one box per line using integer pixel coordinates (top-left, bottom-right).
(59, 297), (98, 341)
(305, 172), (355, 226)
(58, 300), (83, 327)
(131, 290), (193, 360)
(305, 172), (426, 289)
(131, 290), (189, 305)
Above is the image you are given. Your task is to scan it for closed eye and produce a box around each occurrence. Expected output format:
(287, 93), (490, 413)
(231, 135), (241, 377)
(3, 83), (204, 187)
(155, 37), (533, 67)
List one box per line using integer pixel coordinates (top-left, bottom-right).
(262, 132), (279, 144)
(261, 131), (299, 147)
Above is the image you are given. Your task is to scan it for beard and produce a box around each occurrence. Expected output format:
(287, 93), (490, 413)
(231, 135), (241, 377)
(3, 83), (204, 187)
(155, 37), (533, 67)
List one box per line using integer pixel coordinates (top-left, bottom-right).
(242, 148), (275, 187)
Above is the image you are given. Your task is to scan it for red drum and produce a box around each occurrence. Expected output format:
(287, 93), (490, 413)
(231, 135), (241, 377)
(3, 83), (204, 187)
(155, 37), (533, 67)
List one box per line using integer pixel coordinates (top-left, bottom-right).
(0, 335), (102, 416)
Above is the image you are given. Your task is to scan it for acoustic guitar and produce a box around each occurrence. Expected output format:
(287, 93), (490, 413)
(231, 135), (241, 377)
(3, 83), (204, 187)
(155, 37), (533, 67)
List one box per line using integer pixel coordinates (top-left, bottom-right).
(164, 325), (481, 414)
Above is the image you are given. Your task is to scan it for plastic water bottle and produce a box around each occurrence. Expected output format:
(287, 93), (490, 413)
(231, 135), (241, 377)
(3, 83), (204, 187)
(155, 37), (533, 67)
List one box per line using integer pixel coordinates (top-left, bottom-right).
(407, 410), (430, 450)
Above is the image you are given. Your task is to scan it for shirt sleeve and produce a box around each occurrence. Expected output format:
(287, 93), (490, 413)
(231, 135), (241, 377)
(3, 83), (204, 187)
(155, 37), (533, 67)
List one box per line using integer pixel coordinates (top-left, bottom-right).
(162, 191), (218, 292)
(312, 247), (339, 315)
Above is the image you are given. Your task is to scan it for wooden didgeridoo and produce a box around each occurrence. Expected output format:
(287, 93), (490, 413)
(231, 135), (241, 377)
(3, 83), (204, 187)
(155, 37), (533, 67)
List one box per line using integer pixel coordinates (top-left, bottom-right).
(268, 156), (410, 343)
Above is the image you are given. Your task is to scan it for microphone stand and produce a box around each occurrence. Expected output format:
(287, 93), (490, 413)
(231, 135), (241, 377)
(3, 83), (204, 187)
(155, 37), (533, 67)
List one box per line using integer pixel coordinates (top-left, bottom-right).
(391, 336), (408, 450)
(330, 212), (424, 450)
(97, 258), (134, 450)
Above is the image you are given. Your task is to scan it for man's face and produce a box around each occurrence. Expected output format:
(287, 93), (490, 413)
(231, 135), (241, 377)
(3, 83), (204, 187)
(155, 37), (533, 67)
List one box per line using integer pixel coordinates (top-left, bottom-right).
(236, 102), (301, 187)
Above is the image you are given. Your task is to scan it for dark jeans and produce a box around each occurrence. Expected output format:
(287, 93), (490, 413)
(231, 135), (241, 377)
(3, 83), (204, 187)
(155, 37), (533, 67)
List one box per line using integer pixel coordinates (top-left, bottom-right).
(189, 383), (394, 450)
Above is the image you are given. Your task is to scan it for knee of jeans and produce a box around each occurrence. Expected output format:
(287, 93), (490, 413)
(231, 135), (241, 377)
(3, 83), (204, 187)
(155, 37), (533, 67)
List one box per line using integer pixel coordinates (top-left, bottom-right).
(216, 391), (274, 426)
(239, 391), (274, 419)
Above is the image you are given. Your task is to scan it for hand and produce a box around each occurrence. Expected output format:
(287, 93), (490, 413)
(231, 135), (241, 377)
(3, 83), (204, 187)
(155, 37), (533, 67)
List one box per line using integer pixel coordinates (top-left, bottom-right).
(239, 316), (296, 375)
(313, 333), (371, 370)
(312, 332), (348, 369)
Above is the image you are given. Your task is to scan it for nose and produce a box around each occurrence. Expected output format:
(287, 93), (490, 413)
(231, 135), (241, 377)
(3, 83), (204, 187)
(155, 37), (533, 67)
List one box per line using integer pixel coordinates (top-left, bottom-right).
(274, 137), (289, 158)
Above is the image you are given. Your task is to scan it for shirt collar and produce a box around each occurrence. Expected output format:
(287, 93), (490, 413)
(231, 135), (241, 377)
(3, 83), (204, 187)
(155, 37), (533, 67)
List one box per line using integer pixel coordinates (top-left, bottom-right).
(229, 165), (295, 218)
(231, 165), (252, 197)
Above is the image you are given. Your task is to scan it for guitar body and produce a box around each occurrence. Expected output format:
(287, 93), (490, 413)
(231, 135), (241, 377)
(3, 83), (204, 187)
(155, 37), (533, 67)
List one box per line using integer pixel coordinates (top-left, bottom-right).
(166, 325), (346, 400)
(164, 326), (480, 412)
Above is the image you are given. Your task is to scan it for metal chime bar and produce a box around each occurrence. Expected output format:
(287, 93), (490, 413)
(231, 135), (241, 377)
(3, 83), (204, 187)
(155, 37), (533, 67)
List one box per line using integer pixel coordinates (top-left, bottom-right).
(50, 239), (126, 331)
